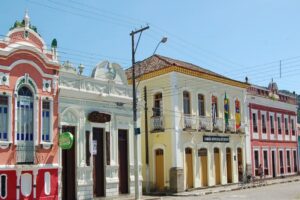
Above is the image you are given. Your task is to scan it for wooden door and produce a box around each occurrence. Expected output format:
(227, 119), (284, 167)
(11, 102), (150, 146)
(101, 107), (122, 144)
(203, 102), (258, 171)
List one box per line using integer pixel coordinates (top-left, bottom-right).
(199, 148), (208, 187)
(214, 148), (221, 185)
(155, 149), (164, 190)
(226, 148), (232, 183)
(237, 148), (243, 181)
(62, 126), (76, 200)
(93, 128), (105, 197)
(185, 148), (193, 189)
(118, 130), (128, 194)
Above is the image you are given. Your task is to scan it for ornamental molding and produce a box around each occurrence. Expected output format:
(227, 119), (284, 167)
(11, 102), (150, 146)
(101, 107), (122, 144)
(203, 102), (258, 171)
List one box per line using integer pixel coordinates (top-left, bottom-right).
(0, 72), (9, 86)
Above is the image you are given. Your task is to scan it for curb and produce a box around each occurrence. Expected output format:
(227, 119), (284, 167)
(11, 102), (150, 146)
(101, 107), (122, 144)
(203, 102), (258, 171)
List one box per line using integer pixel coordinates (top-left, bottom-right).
(164, 177), (300, 197)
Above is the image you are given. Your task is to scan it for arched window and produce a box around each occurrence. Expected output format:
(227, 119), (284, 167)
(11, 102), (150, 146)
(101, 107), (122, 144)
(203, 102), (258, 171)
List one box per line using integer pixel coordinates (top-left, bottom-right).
(183, 91), (191, 115)
(17, 86), (33, 141)
(153, 93), (162, 117)
(198, 94), (205, 116)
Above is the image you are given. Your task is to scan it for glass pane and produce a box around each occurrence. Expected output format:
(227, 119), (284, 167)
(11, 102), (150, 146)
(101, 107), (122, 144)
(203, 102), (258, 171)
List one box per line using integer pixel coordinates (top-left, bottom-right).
(0, 175), (6, 198)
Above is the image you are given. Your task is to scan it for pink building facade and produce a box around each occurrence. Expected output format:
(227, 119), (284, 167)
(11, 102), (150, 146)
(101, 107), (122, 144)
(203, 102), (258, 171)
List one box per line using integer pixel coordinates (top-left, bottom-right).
(0, 13), (59, 199)
(247, 82), (298, 178)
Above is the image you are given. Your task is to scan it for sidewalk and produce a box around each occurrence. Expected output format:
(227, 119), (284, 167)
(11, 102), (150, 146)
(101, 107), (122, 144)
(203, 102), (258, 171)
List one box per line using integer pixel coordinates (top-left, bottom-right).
(156, 175), (300, 197)
(96, 175), (300, 199)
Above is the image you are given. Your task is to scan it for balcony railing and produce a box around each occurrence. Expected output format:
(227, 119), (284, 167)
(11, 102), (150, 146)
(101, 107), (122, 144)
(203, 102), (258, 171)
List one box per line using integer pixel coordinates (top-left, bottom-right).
(183, 114), (197, 130)
(150, 116), (164, 132)
(180, 114), (243, 133)
(16, 143), (35, 164)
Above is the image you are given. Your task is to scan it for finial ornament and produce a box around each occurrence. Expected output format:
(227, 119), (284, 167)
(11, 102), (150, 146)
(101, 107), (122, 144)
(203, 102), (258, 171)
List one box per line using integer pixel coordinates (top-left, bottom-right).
(24, 9), (30, 28)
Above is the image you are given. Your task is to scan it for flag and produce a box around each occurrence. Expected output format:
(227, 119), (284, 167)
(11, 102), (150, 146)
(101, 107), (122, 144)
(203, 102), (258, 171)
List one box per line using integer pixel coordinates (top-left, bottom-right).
(224, 93), (229, 129)
(212, 96), (217, 127)
(235, 100), (241, 130)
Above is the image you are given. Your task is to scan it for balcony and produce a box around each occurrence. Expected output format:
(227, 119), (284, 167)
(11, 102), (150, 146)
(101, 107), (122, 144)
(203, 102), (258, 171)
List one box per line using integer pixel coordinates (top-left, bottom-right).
(183, 114), (197, 130)
(180, 114), (242, 133)
(150, 116), (164, 132)
(16, 143), (35, 164)
(198, 116), (212, 131)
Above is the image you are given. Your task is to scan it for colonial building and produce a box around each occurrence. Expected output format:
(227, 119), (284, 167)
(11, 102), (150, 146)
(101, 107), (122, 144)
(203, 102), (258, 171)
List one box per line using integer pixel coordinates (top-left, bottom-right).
(58, 60), (142, 199)
(246, 82), (298, 178)
(126, 55), (249, 192)
(0, 13), (60, 199)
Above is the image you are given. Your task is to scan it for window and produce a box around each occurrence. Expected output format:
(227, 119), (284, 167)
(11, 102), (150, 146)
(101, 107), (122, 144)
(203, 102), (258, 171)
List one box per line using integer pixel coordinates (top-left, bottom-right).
(287, 151), (291, 173)
(106, 132), (110, 165)
(85, 131), (90, 166)
(0, 96), (8, 141)
(42, 101), (50, 142)
(0, 174), (7, 199)
(153, 93), (162, 117)
(279, 151), (284, 174)
(285, 118), (289, 135)
(198, 94), (205, 116)
(183, 91), (191, 115)
(254, 150), (259, 176)
(262, 114), (266, 133)
(252, 113), (258, 132)
(277, 116), (282, 134)
(17, 87), (33, 141)
(291, 119), (295, 136)
(293, 150), (297, 172)
(270, 115), (274, 134)
(263, 150), (269, 175)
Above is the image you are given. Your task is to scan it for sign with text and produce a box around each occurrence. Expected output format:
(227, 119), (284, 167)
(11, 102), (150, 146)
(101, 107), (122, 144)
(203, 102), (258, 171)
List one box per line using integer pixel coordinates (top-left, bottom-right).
(203, 135), (229, 143)
(88, 111), (111, 123)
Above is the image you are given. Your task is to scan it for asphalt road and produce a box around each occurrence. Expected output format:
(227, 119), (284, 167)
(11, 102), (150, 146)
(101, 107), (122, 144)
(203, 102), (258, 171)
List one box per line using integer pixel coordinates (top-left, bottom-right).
(161, 181), (300, 200)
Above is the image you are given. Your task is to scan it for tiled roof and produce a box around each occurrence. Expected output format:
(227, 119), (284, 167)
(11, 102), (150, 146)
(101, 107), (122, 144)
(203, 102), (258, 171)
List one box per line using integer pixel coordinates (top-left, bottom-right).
(125, 54), (224, 79)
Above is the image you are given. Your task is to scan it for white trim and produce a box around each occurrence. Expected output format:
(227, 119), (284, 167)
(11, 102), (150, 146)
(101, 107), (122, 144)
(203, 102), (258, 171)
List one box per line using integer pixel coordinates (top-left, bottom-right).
(0, 60), (57, 79)
(252, 109), (258, 139)
(253, 148), (260, 175)
(262, 148), (270, 177)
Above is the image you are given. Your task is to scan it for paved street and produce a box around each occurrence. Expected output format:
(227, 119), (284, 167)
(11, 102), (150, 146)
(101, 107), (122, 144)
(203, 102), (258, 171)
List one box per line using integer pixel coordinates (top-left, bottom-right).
(160, 181), (300, 200)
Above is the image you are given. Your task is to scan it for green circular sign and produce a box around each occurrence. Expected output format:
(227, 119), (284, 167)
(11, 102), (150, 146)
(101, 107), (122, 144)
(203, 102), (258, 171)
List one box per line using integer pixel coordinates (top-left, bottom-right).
(59, 132), (74, 150)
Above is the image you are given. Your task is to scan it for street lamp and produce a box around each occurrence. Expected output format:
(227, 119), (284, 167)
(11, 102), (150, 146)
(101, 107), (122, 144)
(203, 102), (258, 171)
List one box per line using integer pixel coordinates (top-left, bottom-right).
(153, 37), (168, 55)
(145, 37), (168, 194)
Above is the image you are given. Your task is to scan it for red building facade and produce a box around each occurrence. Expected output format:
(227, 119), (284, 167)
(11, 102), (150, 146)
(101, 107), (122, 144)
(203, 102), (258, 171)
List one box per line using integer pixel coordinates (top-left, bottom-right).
(0, 13), (59, 199)
(247, 82), (298, 178)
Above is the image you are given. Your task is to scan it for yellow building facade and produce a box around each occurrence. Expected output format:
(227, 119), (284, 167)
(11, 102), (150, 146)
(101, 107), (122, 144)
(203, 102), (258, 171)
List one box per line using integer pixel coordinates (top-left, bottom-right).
(127, 55), (249, 192)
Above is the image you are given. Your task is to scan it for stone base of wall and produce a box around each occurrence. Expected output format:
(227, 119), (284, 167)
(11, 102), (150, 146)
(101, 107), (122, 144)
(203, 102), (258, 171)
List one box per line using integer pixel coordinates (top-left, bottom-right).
(169, 167), (184, 193)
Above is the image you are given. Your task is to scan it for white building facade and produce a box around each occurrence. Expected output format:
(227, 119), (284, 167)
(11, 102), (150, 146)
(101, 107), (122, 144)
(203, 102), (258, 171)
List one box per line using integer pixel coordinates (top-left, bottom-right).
(58, 61), (142, 200)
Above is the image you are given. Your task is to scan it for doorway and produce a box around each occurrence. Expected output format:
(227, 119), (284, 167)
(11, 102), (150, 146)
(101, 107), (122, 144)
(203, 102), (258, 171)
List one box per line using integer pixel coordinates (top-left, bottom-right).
(237, 148), (243, 181)
(118, 130), (129, 194)
(198, 148), (208, 187)
(155, 149), (164, 190)
(226, 148), (232, 183)
(62, 126), (76, 200)
(185, 148), (193, 189)
(272, 151), (276, 177)
(93, 128), (105, 197)
(214, 148), (221, 185)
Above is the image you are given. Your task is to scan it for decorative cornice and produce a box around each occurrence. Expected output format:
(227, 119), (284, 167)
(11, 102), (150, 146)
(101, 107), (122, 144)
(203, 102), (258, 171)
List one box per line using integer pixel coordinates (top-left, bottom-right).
(128, 65), (249, 89)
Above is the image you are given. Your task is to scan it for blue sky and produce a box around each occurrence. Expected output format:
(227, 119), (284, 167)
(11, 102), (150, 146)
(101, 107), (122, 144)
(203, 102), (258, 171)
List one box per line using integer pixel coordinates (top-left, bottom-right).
(1, 0), (299, 93)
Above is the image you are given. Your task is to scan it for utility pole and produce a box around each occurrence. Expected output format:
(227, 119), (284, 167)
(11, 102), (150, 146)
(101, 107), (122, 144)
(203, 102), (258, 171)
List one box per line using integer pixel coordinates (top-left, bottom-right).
(130, 25), (149, 200)
(144, 86), (150, 193)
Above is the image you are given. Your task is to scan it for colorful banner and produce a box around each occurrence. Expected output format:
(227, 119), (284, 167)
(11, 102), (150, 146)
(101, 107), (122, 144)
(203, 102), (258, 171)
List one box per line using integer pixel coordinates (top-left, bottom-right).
(235, 100), (241, 130)
(212, 96), (217, 127)
(224, 93), (229, 129)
